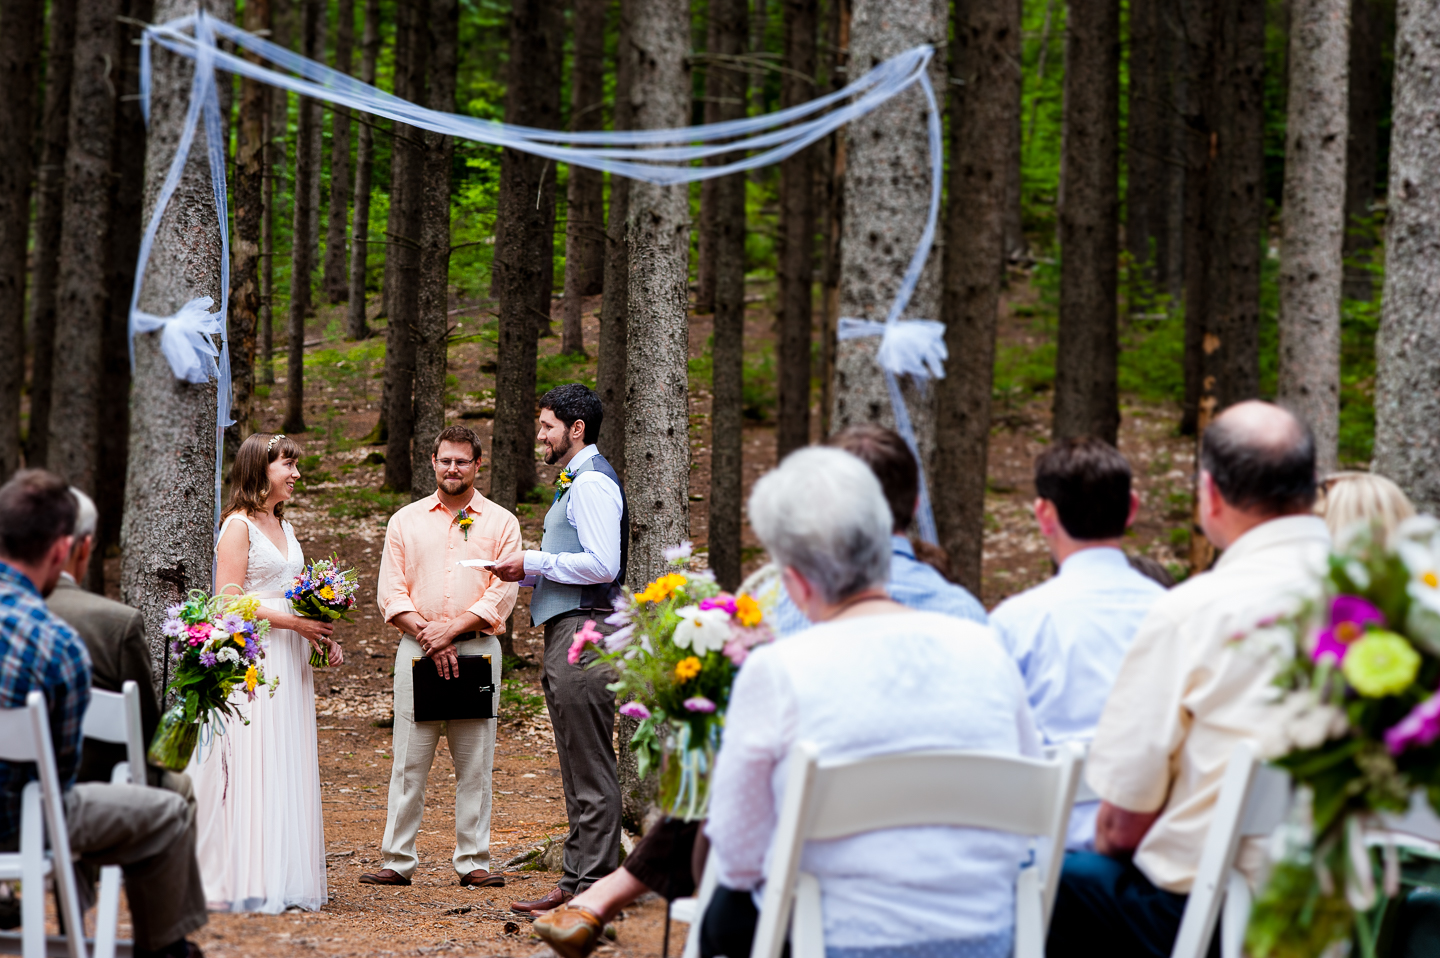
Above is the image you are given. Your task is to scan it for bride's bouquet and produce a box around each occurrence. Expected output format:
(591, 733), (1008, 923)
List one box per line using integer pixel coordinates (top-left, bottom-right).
(150, 590), (279, 771)
(285, 554), (358, 667)
(579, 542), (774, 820)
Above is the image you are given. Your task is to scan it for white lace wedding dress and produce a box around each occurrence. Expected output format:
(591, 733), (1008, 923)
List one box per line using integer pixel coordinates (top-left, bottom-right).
(189, 513), (327, 913)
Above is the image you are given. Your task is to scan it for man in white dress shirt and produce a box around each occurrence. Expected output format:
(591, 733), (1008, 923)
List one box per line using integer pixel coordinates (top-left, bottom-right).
(990, 438), (1164, 850)
(492, 384), (626, 915)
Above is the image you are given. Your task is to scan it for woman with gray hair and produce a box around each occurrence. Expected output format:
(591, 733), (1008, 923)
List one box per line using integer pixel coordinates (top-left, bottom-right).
(700, 447), (1041, 958)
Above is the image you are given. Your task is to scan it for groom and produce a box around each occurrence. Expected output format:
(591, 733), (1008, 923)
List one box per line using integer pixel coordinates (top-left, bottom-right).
(493, 383), (628, 914)
(365, 426), (522, 888)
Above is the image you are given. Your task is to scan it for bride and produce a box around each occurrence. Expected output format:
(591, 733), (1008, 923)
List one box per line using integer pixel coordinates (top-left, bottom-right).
(194, 432), (344, 913)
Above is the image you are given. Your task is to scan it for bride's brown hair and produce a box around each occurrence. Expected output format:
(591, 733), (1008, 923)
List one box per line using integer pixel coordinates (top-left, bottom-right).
(224, 433), (305, 520)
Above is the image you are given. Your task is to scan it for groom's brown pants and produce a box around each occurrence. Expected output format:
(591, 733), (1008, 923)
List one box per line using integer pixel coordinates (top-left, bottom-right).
(541, 612), (621, 896)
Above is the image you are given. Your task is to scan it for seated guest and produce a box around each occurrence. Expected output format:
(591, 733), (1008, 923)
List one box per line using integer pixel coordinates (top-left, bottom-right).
(0, 470), (207, 958)
(1317, 470), (1415, 544)
(1047, 401), (1328, 958)
(989, 438), (1164, 849)
(47, 488), (181, 792)
(704, 447), (1039, 958)
(771, 425), (986, 636)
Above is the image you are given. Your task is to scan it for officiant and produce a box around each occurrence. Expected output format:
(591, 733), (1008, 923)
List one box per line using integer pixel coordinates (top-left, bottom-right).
(363, 426), (522, 889)
(492, 383), (627, 916)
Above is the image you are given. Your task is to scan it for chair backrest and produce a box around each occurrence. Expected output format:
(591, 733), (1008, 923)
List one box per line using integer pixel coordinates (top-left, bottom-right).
(82, 683), (145, 784)
(21, 692), (88, 958)
(752, 742), (1084, 958)
(1170, 741), (1290, 958)
(0, 700), (40, 764)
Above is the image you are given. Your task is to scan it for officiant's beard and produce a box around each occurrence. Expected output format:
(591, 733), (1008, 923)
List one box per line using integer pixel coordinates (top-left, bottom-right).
(439, 475), (473, 497)
(543, 434), (573, 466)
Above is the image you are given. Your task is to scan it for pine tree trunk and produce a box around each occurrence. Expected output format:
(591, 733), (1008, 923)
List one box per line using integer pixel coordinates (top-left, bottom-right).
(382, 0), (427, 492)
(48, 0), (124, 493)
(122, 0), (231, 686)
(261, 0), (293, 389)
(411, 0), (457, 500)
(1126, 0), (1175, 290)
(708, 0), (749, 593)
(831, 0), (946, 491)
(1179, 0), (1213, 436)
(934, 0), (1021, 595)
(1003, 102), (1024, 267)
(560, 0), (607, 356)
(596, 0), (633, 481)
(322, 0), (354, 304)
(346, 0), (380, 339)
(285, 0), (326, 434)
(490, 0), (562, 511)
(1342, 0), (1386, 301)
(817, 0), (848, 438)
(1277, 0), (1349, 475)
(25, 0), (78, 470)
(0, 0), (42, 477)
(695, 13), (723, 319)
(1373, 0), (1440, 512)
(752, 0), (769, 116)
(228, 0), (270, 452)
(775, 0), (816, 461)
(624, 0), (692, 587)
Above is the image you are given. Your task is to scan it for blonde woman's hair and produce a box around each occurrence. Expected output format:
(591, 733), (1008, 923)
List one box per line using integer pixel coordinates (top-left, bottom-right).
(1316, 471), (1416, 544)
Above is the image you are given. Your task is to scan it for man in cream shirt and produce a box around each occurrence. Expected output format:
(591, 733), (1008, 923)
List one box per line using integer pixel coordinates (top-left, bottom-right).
(1046, 401), (1330, 957)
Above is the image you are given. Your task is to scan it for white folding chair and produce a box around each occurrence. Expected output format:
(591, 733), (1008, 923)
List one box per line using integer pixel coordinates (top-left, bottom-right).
(0, 692), (91, 958)
(671, 845), (719, 958)
(79, 685), (144, 958)
(744, 741), (1083, 958)
(1170, 741), (1291, 958)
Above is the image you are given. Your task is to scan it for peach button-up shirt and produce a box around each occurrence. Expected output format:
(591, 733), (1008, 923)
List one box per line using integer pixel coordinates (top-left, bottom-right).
(376, 488), (522, 634)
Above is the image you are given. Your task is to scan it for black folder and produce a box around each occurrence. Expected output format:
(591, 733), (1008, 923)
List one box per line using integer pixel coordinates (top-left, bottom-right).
(412, 654), (496, 722)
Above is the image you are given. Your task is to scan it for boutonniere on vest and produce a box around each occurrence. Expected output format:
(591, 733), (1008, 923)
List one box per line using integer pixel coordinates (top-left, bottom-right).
(454, 506), (474, 541)
(553, 466), (576, 502)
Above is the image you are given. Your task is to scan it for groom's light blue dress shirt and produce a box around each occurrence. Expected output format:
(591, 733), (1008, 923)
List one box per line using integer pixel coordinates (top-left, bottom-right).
(771, 535), (988, 637)
(989, 546), (1165, 848)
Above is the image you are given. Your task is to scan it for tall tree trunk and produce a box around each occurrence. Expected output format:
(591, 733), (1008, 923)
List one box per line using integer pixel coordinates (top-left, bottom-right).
(1277, 0), (1349, 475)
(934, 0), (1021, 595)
(1003, 99), (1024, 267)
(624, 0), (692, 586)
(1161, 0), (1187, 302)
(490, 0), (562, 511)
(322, 0), (354, 304)
(122, 0), (230, 688)
(695, 14), (722, 319)
(346, 0), (380, 340)
(817, 0), (848, 438)
(831, 0), (947, 501)
(596, 0), (633, 480)
(1178, 0), (1212, 436)
(411, 0), (457, 500)
(752, 0), (769, 116)
(0, 0), (42, 477)
(708, 0), (749, 592)
(48, 0), (124, 493)
(1373, 0), (1440, 512)
(228, 0), (270, 453)
(1342, 0), (1386, 301)
(25, 0), (78, 470)
(261, 0), (293, 389)
(284, 0), (325, 434)
(1053, 0), (1120, 443)
(775, 0), (816, 461)
(1126, 0), (1175, 291)
(560, 0), (607, 356)
(382, 0), (427, 491)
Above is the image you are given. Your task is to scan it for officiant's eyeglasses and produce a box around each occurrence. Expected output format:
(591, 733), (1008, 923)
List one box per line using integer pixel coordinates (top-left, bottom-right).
(436, 458), (476, 468)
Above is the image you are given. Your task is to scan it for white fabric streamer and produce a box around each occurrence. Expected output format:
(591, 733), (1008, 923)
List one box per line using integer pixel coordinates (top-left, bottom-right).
(132, 9), (948, 542)
(131, 296), (224, 384)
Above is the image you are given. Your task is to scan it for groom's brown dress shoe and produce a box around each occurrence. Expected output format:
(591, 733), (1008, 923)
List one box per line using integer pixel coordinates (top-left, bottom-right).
(533, 905), (603, 958)
(359, 868), (412, 886)
(509, 885), (570, 915)
(460, 869), (505, 888)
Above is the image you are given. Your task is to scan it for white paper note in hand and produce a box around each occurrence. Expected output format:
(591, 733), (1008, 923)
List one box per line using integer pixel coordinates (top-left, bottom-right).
(458, 559), (496, 569)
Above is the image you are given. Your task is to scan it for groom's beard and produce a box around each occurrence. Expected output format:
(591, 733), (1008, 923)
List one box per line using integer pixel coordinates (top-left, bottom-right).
(543, 434), (573, 465)
(439, 475), (473, 497)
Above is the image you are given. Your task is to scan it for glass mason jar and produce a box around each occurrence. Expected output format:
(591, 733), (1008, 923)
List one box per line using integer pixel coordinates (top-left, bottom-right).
(148, 704), (202, 772)
(658, 720), (720, 821)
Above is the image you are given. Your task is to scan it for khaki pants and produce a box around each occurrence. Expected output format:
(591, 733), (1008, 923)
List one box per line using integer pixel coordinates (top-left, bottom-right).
(379, 633), (500, 880)
(65, 782), (207, 951)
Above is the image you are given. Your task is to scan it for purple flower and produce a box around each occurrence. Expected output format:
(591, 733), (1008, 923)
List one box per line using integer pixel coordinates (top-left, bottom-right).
(663, 541), (694, 563)
(1386, 693), (1440, 755)
(164, 603), (184, 619)
(198, 650), (217, 667)
(220, 613), (245, 633)
(618, 701), (651, 720)
(1313, 594), (1387, 665)
(602, 624), (635, 653)
(699, 596), (738, 616)
(683, 696), (716, 714)
(161, 617), (186, 638)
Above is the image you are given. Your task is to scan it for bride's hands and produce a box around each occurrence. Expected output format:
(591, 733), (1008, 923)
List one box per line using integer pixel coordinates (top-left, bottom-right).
(324, 638), (345, 667)
(290, 615), (335, 648)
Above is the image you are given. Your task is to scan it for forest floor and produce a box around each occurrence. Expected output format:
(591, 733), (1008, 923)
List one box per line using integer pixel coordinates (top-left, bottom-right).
(89, 264), (1199, 957)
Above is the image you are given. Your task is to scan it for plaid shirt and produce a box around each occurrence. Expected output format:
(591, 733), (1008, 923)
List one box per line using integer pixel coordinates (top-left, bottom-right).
(0, 561), (91, 843)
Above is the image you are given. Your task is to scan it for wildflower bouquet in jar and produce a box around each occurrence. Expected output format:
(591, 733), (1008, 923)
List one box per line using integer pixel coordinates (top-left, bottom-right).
(285, 554), (358, 667)
(1244, 517), (1440, 958)
(150, 590), (278, 771)
(577, 542), (775, 820)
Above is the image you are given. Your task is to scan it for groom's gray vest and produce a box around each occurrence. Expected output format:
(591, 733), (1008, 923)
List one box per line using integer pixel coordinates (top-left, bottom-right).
(530, 454), (629, 626)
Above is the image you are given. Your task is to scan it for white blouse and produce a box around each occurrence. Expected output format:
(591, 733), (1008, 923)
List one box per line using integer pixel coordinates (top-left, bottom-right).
(705, 611), (1042, 948)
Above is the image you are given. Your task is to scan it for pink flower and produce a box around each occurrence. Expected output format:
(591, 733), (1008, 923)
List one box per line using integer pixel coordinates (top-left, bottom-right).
(683, 696), (716, 713)
(618, 701), (651, 720)
(700, 595), (738, 616)
(567, 619), (604, 665)
(722, 624), (775, 667)
(1386, 693), (1440, 755)
(186, 623), (213, 647)
(1313, 595), (1387, 665)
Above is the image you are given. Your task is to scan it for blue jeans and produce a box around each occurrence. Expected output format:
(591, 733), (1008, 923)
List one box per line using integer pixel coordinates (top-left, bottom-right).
(1046, 851), (1206, 958)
